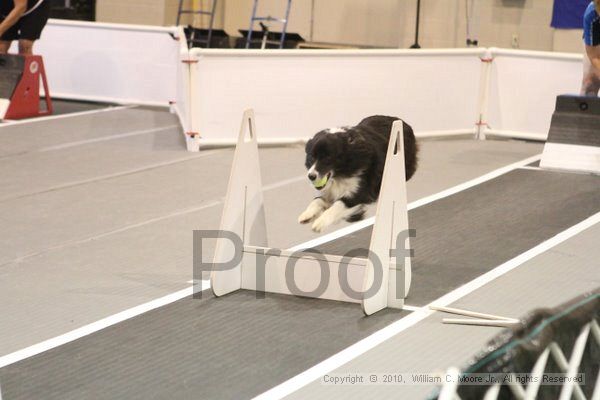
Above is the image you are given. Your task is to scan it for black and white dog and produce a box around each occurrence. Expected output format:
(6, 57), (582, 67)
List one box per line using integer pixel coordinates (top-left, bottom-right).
(298, 115), (418, 233)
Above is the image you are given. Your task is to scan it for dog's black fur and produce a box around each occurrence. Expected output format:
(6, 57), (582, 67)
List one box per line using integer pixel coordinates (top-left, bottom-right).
(301, 115), (418, 229)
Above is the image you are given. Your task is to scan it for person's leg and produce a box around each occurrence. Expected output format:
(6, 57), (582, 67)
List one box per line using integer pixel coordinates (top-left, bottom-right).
(581, 46), (600, 96)
(17, 39), (34, 55)
(16, 0), (50, 55)
(0, 17), (19, 54)
(0, 40), (11, 54)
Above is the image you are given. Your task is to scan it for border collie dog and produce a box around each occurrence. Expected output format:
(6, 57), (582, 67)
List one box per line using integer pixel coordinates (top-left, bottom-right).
(298, 115), (418, 233)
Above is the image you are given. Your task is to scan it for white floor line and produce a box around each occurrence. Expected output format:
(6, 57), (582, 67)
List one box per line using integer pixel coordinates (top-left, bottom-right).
(38, 124), (180, 152)
(0, 281), (211, 369)
(0, 175), (307, 268)
(401, 304), (421, 312)
(0, 199), (218, 268)
(0, 149), (226, 203)
(0, 105), (135, 127)
(519, 166), (543, 171)
(262, 175), (308, 191)
(0, 155), (545, 370)
(289, 154), (542, 252)
(253, 211), (600, 400)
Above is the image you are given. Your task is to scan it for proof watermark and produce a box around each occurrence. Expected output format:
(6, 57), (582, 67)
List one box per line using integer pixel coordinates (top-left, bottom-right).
(321, 373), (586, 386)
(192, 229), (416, 300)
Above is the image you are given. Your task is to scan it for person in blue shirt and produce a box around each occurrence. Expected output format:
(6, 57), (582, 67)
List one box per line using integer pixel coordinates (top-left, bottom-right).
(582, 0), (600, 95)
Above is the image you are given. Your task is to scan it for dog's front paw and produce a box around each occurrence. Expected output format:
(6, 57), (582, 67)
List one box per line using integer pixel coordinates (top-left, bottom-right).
(311, 215), (331, 233)
(298, 210), (315, 224)
(298, 208), (321, 224)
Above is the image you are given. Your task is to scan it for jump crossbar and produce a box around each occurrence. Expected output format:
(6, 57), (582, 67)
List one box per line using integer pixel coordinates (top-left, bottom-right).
(210, 109), (412, 315)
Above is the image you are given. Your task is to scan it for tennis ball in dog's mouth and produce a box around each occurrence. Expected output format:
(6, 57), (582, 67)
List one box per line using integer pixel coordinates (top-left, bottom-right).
(313, 175), (329, 189)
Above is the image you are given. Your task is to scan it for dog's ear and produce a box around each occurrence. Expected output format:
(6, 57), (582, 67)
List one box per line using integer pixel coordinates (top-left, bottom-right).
(306, 131), (327, 153)
(305, 138), (314, 154)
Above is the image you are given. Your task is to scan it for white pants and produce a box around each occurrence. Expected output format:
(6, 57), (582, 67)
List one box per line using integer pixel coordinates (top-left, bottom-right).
(581, 44), (600, 96)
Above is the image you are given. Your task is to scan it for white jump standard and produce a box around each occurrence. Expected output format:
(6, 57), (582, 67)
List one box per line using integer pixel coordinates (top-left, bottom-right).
(210, 110), (413, 315)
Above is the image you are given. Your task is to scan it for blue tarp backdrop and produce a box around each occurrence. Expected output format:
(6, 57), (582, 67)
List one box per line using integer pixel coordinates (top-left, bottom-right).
(551, 0), (590, 29)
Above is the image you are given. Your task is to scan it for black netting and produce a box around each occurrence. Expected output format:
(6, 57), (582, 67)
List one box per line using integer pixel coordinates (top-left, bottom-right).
(430, 288), (599, 400)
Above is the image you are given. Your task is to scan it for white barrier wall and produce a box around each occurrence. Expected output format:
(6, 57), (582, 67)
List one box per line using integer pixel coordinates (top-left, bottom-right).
(13, 19), (585, 149)
(173, 26), (197, 150)
(188, 48), (486, 144)
(188, 48), (585, 146)
(483, 48), (583, 141)
(34, 19), (182, 106)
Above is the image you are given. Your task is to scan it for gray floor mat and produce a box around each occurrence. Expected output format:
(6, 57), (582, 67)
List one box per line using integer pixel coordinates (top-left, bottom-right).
(314, 169), (600, 306)
(286, 224), (600, 400)
(0, 290), (407, 400)
(1, 169), (598, 400)
(0, 107), (178, 157)
(0, 140), (542, 354)
(51, 99), (113, 116)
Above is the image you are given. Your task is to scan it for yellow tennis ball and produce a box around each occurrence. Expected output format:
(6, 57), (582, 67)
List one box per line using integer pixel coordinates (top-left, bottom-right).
(313, 175), (329, 188)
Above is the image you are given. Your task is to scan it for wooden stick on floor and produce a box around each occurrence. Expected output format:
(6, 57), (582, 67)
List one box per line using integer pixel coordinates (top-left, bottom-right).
(430, 305), (519, 322)
(442, 318), (521, 328)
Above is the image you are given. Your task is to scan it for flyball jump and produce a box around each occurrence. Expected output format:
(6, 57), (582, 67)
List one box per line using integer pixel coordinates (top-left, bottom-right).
(210, 110), (413, 316)
(540, 95), (600, 175)
(0, 54), (52, 120)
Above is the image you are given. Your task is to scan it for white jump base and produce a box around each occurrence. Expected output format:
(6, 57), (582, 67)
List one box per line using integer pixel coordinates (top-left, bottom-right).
(541, 143), (600, 175)
(211, 110), (412, 315)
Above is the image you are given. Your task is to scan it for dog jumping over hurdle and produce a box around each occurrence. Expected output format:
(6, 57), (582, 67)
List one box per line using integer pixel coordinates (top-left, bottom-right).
(299, 115), (418, 233)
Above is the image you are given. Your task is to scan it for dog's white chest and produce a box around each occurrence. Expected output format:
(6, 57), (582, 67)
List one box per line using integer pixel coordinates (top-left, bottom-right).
(323, 176), (361, 202)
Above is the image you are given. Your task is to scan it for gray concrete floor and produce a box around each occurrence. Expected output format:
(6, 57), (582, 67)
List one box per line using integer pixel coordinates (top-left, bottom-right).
(50, 99), (114, 116)
(3, 164), (598, 400)
(1, 105), (599, 400)
(0, 108), (545, 356)
(0, 99), (115, 127)
(286, 223), (600, 400)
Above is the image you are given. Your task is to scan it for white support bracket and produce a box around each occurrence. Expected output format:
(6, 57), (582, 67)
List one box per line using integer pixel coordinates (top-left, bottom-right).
(210, 109), (268, 296)
(475, 48), (494, 141)
(210, 110), (412, 315)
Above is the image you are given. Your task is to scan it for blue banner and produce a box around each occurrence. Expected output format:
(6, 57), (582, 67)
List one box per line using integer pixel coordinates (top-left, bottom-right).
(551, 0), (591, 29)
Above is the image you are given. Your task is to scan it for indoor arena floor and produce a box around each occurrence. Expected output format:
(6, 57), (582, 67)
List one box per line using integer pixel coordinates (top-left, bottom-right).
(0, 106), (598, 399)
